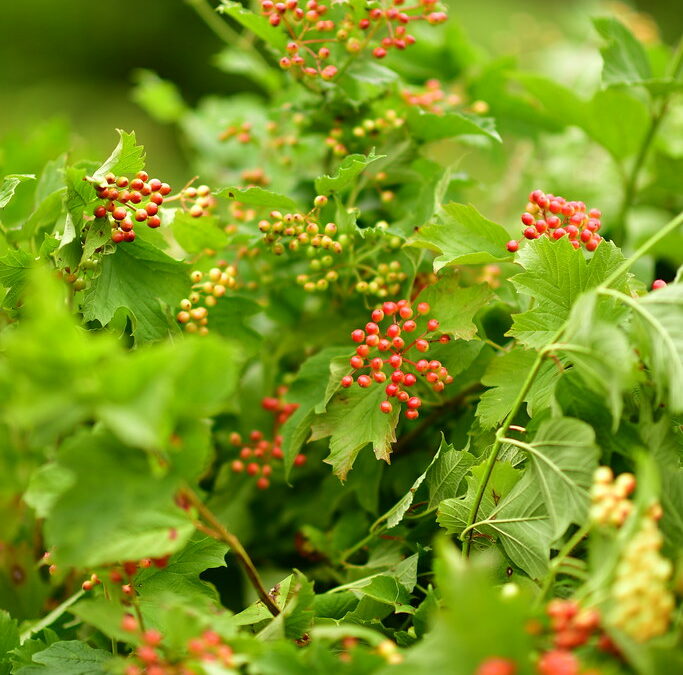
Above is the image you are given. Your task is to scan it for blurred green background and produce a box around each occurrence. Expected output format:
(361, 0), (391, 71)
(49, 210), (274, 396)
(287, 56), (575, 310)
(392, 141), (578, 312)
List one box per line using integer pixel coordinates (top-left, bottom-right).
(0, 0), (680, 184)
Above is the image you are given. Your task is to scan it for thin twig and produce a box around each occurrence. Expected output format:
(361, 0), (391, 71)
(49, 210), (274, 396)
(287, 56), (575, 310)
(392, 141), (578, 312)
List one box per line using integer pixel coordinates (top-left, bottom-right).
(182, 487), (281, 616)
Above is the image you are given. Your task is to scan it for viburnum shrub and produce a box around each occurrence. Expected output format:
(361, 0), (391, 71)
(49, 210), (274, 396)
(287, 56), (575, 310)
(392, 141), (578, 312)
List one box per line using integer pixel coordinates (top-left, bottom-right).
(1, 2), (683, 675)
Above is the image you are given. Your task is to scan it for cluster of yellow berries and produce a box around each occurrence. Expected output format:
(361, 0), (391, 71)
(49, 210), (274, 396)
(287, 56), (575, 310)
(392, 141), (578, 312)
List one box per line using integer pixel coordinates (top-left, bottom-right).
(176, 263), (237, 335)
(325, 110), (405, 157)
(589, 467), (636, 527)
(609, 508), (674, 642)
(182, 184), (215, 218)
(355, 260), (408, 297)
(258, 195), (343, 255)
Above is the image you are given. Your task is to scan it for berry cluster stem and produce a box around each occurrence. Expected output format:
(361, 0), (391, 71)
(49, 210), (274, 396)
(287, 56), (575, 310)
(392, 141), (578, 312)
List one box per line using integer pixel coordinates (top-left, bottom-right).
(181, 486), (281, 617)
(613, 34), (683, 247)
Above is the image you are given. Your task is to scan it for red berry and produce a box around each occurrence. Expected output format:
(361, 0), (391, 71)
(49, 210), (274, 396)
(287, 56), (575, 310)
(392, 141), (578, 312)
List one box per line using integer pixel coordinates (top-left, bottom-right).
(403, 319), (417, 332)
(521, 212), (534, 226)
(506, 240), (519, 252)
(143, 629), (163, 646)
(399, 305), (413, 319)
(134, 209), (148, 222)
(371, 357), (384, 370)
(389, 354), (403, 368)
(552, 228), (566, 240)
(351, 329), (365, 342)
(94, 205), (107, 218)
(112, 230), (125, 243)
(371, 308), (385, 322)
(231, 460), (244, 472)
(416, 339), (429, 352)
(652, 279), (667, 290)
(397, 390), (409, 403)
(147, 215), (161, 228)
(247, 462), (260, 476)
(382, 301), (398, 315)
(256, 477), (270, 489)
(407, 396), (421, 409)
(373, 47), (387, 58)
(416, 302), (430, 314)
(136, 170), (149, 181)
(149, 178), (162, 192)
(385, 383), (399, 397)
(123, 231), (136, 242)
(159, 183), (171, 196)
(387, 323), (401, 338)
(537, 650), (579, 675)
(121, 614), (138, 632)
(356, 344), (370, 357)
(112, 206), (127, 221)
(427, 319), (439, 331)
(523, 226), (538, 240)
(365, 322), (380, 334)
(404, 373), (416, 386)
(391, 370), (404, 383)
(380, 401), (392, 414)
(475, 657), (517, 675)
(373, 371), (386, 383)
(405, 409), (419, 420)
(357, 375), (372, 387)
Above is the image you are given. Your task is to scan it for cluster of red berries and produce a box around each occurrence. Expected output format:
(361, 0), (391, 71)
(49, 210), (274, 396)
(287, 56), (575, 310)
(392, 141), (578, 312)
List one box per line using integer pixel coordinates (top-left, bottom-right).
(91, 171), (171, 244)
(263, 0), (447, 81)
(258, 195), (343, 255)
(506, 190), (603, 253)
(177, 263), (237, 335)
(228, 391), (305, 489)
(218, 121), (253, 144)
(401, 79), (489, 115)
(546, 599), (601, 651)
(121, 617), (233, 675)
(341, 300), (452, 419)
(181, 184), (215, 218)
(241, 167), (270, 187)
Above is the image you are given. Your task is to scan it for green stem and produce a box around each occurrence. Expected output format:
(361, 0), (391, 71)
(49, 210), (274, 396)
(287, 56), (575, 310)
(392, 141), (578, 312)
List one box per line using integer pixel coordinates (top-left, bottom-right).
(186, 0), (271, 70)
(613, 35), (683, 247)
(461, 348), (547, 557)
(536, 523), (592, 605)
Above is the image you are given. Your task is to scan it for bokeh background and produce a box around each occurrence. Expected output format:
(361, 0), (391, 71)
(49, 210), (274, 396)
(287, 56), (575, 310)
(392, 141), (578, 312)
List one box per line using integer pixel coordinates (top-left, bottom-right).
(1, 0), (680, 187)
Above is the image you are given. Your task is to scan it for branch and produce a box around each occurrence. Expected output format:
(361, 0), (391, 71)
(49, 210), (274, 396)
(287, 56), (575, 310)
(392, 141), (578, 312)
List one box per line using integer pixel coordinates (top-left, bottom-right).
(182, 487), (281, 616)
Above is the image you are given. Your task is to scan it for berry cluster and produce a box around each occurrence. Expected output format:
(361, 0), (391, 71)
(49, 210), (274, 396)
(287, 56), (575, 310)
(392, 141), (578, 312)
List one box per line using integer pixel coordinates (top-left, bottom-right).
(546, 599), (601, 651)
(181, 184), (215, 218)
(401, 78), (462, 113)
(589, 467), (635, 526)
(229, 391), (305, 489)
(506, 190), (603, 253)
(91, 171), (171, 243)
(121, 618), (233, 675)
(341, 299), (452, 419)
(257, 195), (343, 255)
(241, 167), (270, 187)
(218, 121), (253, 144)
(325, 110), (405, 158)
(609, 510), (674, 642)
(263, 0), (447, 81)
(177, 263), (237, 335)
(475, 657), (516, 675)
(354, 260), (408, 297)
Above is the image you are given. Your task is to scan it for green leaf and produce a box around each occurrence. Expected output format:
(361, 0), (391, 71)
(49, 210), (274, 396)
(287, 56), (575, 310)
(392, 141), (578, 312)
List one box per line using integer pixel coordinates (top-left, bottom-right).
(508, 238), (628, 349)
(281, 346), (351, 478)
(0, 174), (35, 209)
(136, 535), (228, 602)
(408, 203), (511, 271)
(93, 130), (145, 181)
(14, 641), (110, 675)
(416, 277), (493, 340)
(593, 16), (652, 87)
(171, 211), (229, 254)
(311, 385), (399, 480)
(426, 438), (477, 510)
(218, 0), (288, 50)
(214, 47), (281, 94)
(514, 417), (599, 538)
(0, 249), (32, 308)
(407, 109), (501, 142)
(315, 152), (384, 195)
(215, 185), (300, 212)
(628, 282), (683, 412)
(45, 428), (193, 568)
(476, 347), (559, 429)
(80, 217), (111, 263)
(82, 236), (189, 342)
(560, 290), (638, 425)
(0, 610), (19, 660)
(131, 70), (187, 123)
(24, 463), (75, 519)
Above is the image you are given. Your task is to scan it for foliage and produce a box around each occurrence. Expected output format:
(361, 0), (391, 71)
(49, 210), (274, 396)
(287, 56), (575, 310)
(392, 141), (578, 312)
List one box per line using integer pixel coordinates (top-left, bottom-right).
(1, 2), (682, 675)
